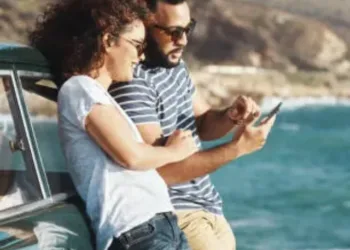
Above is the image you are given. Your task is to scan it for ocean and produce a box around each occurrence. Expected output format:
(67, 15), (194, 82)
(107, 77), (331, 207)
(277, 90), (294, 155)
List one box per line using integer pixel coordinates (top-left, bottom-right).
(204, 97), (350, 250)
(0, 97), (349, 250)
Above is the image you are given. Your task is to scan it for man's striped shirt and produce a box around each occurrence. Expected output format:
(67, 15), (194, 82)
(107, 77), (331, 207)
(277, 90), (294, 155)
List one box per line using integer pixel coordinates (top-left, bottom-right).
(109, 61), (223, 215)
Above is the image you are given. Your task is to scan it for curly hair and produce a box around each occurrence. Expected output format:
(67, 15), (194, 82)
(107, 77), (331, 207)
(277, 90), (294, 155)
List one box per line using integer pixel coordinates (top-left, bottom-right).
(29, 0), (148, 87)
(145, 0), (186, 12)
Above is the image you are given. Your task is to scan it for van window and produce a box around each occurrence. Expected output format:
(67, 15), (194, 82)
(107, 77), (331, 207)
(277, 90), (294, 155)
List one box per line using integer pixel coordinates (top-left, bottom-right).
(0, 76), (42, 211)
(19, 75), (75, 196)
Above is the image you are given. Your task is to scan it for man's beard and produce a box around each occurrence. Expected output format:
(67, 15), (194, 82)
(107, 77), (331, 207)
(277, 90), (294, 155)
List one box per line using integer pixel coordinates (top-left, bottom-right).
(144, 34), (182, 69)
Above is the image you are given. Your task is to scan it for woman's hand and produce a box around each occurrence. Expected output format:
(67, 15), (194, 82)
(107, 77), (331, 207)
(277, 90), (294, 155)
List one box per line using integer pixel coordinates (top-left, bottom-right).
(165, 130), (198, 161)
(86, 105), (199, 170)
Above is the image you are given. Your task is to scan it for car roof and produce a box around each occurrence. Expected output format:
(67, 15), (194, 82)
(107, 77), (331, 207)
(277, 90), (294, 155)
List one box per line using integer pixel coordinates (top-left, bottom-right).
(0, 43), (50, 73)
(0, 43), (58, 101)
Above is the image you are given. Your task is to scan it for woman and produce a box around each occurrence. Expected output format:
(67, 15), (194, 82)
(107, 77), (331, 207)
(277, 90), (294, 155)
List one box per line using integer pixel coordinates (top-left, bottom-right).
(29, 0), (196, 250)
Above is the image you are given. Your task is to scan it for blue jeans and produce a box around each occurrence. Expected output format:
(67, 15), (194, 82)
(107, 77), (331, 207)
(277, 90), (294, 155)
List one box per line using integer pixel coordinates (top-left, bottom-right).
(108, 212), (190, 250)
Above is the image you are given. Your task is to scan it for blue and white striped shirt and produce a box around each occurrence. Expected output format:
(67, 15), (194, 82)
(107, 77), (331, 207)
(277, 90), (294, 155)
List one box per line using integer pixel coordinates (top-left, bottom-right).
(109, 61), (223, 215)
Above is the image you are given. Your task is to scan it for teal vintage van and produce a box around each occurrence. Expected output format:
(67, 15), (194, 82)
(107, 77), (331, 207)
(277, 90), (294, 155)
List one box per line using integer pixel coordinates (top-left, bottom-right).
(0, 43), (94, 249)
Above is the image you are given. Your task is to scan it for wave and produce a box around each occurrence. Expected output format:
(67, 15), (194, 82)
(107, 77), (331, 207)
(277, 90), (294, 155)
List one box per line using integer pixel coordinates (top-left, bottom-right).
(0, 114), (57, 137)
(343, 201), (350, 209)
(261, 96), (350, 112)
(0, 114), (13, 122)
(279, 122), (300, 132)
(229, 217), (276, 228)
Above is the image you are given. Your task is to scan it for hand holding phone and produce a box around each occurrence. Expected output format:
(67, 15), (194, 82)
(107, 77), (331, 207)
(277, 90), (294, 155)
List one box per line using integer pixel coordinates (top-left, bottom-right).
(232, 102), (279, 156)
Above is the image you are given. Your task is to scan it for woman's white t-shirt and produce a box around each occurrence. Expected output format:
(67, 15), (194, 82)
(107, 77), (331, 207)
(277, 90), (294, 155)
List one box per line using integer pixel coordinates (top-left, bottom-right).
(58, 75), (173, 250)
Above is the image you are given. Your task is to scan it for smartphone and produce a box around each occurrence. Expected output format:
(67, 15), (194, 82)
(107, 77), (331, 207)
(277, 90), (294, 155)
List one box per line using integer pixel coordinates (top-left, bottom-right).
(265, 102), (283, 120)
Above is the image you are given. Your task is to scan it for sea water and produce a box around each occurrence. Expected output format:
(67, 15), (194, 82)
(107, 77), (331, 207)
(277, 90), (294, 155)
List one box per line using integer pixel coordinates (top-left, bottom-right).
(204, 97), (350, 250)
(0, 97), (349, 250)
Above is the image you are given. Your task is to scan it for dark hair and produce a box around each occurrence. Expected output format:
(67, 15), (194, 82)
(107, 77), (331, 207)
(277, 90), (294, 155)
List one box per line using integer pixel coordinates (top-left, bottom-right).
(29, 0), (147, 86)
(145, 0), (186, 12)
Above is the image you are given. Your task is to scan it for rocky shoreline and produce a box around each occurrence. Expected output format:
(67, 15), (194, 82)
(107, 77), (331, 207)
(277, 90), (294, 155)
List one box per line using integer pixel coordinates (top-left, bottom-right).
(192, 69), (350, 109)
(1, 69), (349, 117)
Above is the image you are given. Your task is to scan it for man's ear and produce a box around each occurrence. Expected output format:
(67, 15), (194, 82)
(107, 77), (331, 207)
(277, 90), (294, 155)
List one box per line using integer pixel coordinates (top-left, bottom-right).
(144, 14), (156, 27)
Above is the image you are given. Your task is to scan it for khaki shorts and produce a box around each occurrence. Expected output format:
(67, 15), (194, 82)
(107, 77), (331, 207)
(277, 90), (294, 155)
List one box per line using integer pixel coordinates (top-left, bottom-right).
(176, 210), (236, 250)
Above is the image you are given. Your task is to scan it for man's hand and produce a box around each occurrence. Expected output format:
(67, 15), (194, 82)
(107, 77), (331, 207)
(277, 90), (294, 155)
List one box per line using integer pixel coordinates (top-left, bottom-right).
(232, 114), (276, 157)
(227, 95), (261, 125)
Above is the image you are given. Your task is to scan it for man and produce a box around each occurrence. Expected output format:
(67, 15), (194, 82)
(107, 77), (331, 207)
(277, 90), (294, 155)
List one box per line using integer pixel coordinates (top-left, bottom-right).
(109, 0), (276, 249)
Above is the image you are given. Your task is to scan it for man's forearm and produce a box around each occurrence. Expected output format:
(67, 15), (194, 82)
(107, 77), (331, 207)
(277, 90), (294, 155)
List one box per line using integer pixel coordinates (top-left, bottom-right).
(197, 108), (234, 141)
(157, 141), (241, 186)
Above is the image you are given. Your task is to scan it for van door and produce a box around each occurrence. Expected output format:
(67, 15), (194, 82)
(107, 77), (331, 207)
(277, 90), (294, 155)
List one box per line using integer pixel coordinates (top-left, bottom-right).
(0, 72), (94, 250)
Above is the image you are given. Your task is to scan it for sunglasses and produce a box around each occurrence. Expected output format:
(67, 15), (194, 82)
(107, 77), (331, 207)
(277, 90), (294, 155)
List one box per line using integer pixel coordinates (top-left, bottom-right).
(153, 18), (196, 41)
(119, 36), (147, 57)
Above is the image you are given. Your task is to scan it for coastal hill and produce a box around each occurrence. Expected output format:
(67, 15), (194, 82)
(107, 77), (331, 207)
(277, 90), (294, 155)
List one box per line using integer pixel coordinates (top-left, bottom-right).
(238, 0), (350, 44)
(1, 0), (349, 71)
(188, 0), (350, 71)
(0, 0), (349, 111)
(186, 0), (350, 107)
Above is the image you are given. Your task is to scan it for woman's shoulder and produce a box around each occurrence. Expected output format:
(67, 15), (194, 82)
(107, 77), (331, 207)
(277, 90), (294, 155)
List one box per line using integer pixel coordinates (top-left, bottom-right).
(58, 75), (104, 101)
(60, 75), (96, 92)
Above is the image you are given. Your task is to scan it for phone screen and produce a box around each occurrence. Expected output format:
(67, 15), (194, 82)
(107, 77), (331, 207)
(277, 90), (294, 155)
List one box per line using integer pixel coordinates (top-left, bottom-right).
(266, 102), (283, 120)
